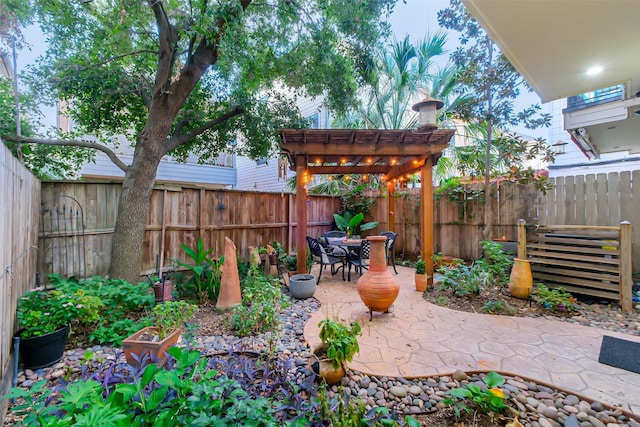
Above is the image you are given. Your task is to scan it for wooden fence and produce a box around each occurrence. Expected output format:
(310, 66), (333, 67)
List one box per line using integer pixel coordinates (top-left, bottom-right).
(0, 144), (40, 421)
(41, 174), (638, 280)
(40, 181), (341, 280)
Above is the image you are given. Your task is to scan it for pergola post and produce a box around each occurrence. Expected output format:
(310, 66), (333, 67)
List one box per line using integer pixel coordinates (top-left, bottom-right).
(295, 160), (308, 274)
(421, 156), (434, 287)
(388, 183), (395, 232)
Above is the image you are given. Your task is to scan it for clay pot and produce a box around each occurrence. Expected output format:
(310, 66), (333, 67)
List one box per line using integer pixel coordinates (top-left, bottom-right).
(356, 236), (399, 318)
(311, 344), (345, 385)
(153, 280), (173, 303)
(509, 258), (533, 299)
(122, 326), (181, 368)
(415, 273), (428, 292)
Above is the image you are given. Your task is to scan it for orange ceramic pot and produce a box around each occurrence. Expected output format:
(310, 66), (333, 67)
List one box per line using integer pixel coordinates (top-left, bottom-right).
(356, 236), (399, 318)
(509, 258), (533, 299)
(415, 274), (428, 292)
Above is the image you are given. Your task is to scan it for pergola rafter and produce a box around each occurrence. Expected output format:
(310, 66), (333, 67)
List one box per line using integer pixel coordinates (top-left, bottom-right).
(279, 128), (455, 286)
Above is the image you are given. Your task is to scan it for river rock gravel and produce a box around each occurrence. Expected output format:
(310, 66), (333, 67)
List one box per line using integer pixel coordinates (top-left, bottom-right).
(7, 294), (640, 427)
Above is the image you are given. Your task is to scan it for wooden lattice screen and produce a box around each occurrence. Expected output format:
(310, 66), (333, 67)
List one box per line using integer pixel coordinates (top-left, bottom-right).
(516, 220), (633, 312)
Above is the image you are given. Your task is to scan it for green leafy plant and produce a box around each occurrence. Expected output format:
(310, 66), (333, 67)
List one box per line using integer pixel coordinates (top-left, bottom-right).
(436, 295), (450, 306)
(17, 286), (103, 338)
(176, 237), (223, 304)
(482, 299), (516, 315)
(415, 256), (426, 275)
(445, 371), (508, 417)
(47, 274), (156, 346)
(475, 240), (512, 287)
(534, 283), (576, 311)
(2, 347), (279, 426)
(318, 318), (362, 370)
(152, 300), (198, 339)
(231, 265), (289, 337)
(333, 212), (378, 238)
(438, 264), (488, 297)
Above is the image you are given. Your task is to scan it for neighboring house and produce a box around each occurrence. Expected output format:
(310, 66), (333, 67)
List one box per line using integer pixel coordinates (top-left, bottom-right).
(462, 0), (640, 176)
(59, 108), (237, 187)
(546, 98), (640, 178)
(235, 95), (330, 192)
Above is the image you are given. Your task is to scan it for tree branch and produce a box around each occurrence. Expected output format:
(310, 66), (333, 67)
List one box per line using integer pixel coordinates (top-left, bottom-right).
(167, 106), (245, 150)
(149, 0), (178, 98)
(2, 135), (129, 173)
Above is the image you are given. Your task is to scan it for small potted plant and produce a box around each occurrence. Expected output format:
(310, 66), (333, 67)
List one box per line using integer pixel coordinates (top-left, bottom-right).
(312, 318), (362, 384)
(16, 286), (103, 369)
(415, 256), (427, 292)
(122, 300), (198, 367)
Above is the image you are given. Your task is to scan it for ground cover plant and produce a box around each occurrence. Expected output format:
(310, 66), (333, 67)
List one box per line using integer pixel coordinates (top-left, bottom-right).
(46, 275), (156, 347)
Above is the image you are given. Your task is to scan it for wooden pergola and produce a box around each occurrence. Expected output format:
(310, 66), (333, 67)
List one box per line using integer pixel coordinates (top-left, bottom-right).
(279, 128), (455, 286)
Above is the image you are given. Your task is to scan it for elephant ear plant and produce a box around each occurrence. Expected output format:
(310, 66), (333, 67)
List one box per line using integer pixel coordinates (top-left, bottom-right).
(333, 212), (378, 238)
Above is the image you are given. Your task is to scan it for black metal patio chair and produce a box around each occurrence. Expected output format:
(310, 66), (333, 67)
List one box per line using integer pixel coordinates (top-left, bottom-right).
(380, 231), (398, 274)
(306, 236), (345, 283)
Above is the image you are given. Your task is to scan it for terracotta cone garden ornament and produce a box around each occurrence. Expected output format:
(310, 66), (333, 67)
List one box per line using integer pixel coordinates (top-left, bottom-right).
(356, 236), (400, 320)
(217, 237), (241, 311)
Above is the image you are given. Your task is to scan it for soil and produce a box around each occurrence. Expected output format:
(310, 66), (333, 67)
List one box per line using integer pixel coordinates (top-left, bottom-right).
(421, 282), (578, 319)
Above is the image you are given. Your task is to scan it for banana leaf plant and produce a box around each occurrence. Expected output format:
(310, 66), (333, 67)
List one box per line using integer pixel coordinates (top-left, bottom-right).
(333, 212), (378, 238)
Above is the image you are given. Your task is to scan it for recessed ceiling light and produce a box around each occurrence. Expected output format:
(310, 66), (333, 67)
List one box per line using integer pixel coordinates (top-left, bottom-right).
(586, 66), (603, 76)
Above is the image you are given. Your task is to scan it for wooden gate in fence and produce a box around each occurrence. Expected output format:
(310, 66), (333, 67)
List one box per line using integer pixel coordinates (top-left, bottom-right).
(516, 220), (633, 312)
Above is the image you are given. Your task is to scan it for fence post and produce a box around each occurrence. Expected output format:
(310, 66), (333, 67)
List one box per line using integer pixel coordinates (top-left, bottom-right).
(619, 221), (633, 313)
(517, 219), (527, 259)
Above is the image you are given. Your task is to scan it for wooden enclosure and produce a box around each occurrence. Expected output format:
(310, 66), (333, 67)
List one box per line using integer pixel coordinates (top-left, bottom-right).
(517, 220), (633, 312)
(0, 144), (40, 420)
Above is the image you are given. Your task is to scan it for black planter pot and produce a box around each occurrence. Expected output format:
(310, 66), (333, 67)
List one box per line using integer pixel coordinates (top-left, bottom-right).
(17, 325), (70, 369)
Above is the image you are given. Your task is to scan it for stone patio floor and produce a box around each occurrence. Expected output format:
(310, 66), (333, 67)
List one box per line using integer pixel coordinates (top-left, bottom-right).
(303, 265), (640, 414)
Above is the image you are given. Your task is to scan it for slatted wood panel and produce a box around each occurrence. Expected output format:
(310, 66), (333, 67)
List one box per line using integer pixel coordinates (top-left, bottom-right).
(521, 222), (633, 312)
(0, 144), (40, 420)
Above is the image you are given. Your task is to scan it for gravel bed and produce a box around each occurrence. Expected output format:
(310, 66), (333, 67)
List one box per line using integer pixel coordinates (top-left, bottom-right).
(8, 295), (640, 426)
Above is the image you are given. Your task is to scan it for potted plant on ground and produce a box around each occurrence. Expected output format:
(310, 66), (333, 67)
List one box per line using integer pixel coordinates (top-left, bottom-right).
(415, 256), (428, 292)
(312, 318), (362, 384)
(122, 300), (198, 367)
(16, 286), (103, 369)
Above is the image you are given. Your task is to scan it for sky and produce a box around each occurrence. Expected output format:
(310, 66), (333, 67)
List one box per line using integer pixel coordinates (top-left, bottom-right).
(17, 0), (547, 138)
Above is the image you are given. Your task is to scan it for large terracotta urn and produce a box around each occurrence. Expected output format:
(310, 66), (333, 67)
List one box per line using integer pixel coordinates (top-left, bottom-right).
(509, 258), (533, 299)
(356, 236), (400, 320)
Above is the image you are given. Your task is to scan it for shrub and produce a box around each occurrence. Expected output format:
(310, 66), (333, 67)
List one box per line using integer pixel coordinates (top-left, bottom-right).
(475, 240), (512, 287)
(438, 264), (488, 297)
(482, 299), (516, 315)
(415, 256), (426, 275)
(534, 283), (576, 311)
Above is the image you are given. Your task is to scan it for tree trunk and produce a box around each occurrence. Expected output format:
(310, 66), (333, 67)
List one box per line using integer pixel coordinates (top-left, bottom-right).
(108, 120), (170, 283)
(482, 38), (494, 241)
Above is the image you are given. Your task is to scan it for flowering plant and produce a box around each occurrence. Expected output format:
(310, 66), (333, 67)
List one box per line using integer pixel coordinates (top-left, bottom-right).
(17, 287), (103, 338)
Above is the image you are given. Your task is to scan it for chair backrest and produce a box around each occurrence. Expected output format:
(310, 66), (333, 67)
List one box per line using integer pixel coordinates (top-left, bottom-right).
(359, 239), (371, 261)
(307, 236), (330, 263)
(324, 230), (346, 240)
(380, 231), (398, 251)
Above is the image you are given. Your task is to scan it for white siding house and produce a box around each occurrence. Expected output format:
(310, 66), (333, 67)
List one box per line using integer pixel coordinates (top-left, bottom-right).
(235, 95), (330, 192)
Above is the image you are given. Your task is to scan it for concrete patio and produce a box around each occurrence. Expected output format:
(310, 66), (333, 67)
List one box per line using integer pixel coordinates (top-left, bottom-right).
(303, 265), (640, 415)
